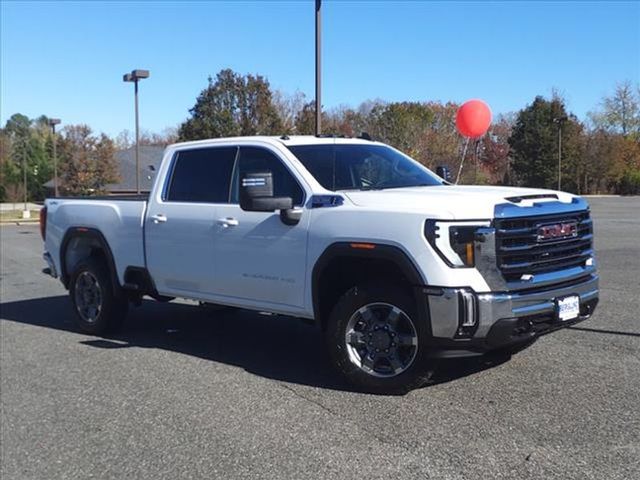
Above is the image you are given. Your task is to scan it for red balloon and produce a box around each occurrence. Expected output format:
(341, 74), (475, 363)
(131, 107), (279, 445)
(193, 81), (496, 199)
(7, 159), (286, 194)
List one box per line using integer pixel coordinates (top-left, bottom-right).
(456, 99), (492, 138)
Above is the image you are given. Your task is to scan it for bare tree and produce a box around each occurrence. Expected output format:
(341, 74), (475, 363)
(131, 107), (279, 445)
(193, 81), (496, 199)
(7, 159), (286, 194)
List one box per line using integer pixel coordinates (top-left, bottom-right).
(589, 81), (640, 137)
(115, 128), (178, 148)
(273, 89), (307, 133)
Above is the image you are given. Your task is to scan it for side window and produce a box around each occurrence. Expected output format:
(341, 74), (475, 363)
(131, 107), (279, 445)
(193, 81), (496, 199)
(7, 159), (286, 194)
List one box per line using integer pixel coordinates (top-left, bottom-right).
(166, 147), (237, 203)
(230, 147), (304, 206)
(289, 145), (352, 190)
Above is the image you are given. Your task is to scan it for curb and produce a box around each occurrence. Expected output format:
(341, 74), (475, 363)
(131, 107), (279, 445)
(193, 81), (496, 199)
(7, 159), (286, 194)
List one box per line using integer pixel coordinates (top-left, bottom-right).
(0, 221), (40, 226)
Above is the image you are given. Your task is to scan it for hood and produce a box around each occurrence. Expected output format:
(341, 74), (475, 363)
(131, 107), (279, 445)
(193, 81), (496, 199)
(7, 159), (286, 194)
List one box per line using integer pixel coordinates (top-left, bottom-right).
(342, 185), (578, 219)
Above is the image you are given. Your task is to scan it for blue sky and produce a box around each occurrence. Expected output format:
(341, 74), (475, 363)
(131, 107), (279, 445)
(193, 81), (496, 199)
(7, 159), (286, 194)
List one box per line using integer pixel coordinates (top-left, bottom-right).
(1, 1), (639, 137)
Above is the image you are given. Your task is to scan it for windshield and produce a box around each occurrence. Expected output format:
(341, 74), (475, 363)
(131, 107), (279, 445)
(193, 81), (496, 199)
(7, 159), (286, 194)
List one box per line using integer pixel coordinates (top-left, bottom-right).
(287, 144), (443, 191)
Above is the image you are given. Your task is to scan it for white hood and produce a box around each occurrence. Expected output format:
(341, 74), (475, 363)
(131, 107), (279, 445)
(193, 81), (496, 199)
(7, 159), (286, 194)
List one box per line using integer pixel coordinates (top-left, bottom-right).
(342, 185), (577, 219)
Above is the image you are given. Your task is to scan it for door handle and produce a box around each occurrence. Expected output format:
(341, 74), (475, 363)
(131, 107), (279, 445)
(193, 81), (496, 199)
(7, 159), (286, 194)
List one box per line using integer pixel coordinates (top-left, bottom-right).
(151, 214), (167, 224)
(217, 217), (239, 228)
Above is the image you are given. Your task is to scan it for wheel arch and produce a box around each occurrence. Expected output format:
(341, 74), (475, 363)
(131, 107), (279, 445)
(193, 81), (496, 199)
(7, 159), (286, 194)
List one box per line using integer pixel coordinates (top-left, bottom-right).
(312, 242), (426, 330)
(60, 227), (121, 294)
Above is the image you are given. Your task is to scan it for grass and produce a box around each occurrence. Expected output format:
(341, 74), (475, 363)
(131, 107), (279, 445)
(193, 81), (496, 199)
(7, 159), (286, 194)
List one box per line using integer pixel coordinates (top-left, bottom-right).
(0, 209), (41, 222)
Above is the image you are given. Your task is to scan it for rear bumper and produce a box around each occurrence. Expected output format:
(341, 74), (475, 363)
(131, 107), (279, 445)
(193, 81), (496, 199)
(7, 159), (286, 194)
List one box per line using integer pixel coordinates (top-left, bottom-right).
(424, 273), (599, 357)
(42, 251), (58, 278)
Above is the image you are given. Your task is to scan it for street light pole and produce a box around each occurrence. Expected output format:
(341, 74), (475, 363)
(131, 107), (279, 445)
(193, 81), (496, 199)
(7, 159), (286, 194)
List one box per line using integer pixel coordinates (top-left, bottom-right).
(558, 124), (562, 191)
(315, 0), (321, 136)
(123, 69), (150, 194)
(135, 78), (140, 193)
(22, 140), (27, 214)
(48, 118), (61, 197)
(554, 115), (567, 191)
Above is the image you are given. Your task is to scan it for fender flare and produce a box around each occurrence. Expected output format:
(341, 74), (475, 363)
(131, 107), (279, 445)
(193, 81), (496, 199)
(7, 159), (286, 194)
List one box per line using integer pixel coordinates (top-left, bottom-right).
(311, 242), (426, 321)
(60, 227), (121, 293)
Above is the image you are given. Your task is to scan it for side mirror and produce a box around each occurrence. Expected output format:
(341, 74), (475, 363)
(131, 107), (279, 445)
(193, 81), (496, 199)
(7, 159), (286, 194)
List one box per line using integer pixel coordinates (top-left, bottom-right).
(436, 165), (451, 183)
(280, 207), (303, 226)
(240, 171), (293, 212)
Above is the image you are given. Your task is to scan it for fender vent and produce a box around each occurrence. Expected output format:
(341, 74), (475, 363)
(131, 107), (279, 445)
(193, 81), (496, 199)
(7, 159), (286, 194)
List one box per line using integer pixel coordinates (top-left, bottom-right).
(505, 194), (558, 203)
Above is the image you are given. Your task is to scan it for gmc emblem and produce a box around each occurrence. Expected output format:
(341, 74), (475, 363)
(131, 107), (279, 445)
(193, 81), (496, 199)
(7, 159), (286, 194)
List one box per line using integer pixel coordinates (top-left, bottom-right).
(537, 222), (578, 242)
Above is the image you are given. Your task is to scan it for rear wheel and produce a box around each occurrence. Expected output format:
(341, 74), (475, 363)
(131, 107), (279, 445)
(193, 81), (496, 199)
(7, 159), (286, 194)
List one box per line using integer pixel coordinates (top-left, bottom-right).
(326, 283), (435, 394)
(69, 258), (128, 335)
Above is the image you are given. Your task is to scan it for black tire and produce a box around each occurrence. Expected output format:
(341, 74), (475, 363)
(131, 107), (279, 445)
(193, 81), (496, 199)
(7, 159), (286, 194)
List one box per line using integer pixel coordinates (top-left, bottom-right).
(69, 257), (128, 335)
(325, 283), (435, 395)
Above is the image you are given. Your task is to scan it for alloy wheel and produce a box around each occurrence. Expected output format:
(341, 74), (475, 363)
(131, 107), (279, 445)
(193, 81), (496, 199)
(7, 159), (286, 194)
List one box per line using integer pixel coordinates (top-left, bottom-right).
(344, 302), (418, 378)
(74, 271), (103, 323)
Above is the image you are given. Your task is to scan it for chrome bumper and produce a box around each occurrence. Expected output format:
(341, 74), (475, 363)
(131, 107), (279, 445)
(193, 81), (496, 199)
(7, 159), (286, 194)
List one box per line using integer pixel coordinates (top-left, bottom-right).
(426, 274), (599, 347)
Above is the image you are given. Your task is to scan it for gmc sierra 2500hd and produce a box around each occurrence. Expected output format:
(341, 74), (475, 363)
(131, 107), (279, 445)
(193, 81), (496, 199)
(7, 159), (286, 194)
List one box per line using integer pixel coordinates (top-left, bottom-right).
(41, 136), (599, 393)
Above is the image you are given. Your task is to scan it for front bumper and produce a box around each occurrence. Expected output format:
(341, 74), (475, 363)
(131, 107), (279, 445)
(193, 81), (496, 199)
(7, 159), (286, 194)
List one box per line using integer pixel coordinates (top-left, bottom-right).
(424, 273), (599, 357)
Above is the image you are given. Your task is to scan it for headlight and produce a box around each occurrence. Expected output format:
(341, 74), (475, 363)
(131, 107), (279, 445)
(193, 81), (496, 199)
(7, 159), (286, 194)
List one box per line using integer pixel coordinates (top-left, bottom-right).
(424, 220), (490, 268)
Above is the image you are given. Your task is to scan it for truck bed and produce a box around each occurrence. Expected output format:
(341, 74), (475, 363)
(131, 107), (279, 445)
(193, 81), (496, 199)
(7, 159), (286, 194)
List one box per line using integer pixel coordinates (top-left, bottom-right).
(44, 196), (148, 285)
(51, 194), (149, 201)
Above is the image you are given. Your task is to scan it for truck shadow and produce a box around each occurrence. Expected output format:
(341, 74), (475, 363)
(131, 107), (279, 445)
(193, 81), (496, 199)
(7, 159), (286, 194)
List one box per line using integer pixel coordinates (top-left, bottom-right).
(1, 296), (511, 393)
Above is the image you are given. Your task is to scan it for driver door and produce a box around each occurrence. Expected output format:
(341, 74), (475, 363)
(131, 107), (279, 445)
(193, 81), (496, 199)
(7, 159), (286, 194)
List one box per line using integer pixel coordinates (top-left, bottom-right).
(212, 146), (309, 309)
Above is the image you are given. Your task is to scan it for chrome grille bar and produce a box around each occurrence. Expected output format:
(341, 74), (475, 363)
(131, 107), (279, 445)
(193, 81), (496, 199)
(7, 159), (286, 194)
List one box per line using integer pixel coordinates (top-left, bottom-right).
(495, 210), (593, 281)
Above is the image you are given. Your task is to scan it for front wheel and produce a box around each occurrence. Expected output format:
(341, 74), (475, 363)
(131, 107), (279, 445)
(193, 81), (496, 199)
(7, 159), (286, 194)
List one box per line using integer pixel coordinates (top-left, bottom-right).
(69, 258), (128, 335)
(326, 283), (435, 394)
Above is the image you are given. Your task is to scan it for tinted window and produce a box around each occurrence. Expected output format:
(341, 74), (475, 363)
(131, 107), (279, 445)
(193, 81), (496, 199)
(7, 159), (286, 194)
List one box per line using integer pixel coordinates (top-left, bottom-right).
(230, 147), (304, 206)
(167, 147), (237, 203)
(287, 144), (443, 191)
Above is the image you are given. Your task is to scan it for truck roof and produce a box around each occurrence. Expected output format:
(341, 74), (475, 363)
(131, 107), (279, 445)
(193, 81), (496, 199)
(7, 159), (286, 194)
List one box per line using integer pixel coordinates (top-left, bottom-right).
(167, 135), (380, 150)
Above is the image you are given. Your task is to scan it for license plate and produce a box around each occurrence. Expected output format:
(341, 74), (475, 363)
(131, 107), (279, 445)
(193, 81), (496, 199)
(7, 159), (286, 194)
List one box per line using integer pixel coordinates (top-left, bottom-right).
(556, 295), (580, 321)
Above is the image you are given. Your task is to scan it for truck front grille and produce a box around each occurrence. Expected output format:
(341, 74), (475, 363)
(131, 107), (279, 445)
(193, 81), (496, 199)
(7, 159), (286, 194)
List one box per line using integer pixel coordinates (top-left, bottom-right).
(494, 210), (593, 281)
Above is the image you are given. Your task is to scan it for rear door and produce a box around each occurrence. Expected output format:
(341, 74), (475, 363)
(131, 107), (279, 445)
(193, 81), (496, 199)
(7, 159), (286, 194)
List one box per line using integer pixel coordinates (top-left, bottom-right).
(145, 145), (237, 296)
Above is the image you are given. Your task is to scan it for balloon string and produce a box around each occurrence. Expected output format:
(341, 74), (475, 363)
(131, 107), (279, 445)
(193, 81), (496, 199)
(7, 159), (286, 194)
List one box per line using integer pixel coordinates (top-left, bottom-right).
(474, 138), (481, 184)
(456, 137), (470, 185)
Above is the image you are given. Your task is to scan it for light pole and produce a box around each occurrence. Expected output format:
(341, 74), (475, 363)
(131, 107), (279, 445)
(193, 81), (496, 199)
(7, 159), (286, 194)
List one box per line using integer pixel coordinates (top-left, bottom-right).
(22, 138), (28, 217)
(48, 118), (61, 197)
(123, 69), (150, 194)
(553, 115), (567, 191)
(315, 0), (321, 136)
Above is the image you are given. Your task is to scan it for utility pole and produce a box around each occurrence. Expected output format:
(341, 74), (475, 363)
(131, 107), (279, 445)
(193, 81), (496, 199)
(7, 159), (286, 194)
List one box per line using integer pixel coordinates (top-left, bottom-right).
(22, 139), (28, 216)
(558, 124), (562, 191)
(554, 115), (566, 191)
(315, 0), (322, 136)
(48, 118), (61, 196)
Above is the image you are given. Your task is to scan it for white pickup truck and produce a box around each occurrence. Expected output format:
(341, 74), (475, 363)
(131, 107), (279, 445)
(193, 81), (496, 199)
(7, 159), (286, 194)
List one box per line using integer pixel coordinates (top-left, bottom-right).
(41, 136), (599, 393)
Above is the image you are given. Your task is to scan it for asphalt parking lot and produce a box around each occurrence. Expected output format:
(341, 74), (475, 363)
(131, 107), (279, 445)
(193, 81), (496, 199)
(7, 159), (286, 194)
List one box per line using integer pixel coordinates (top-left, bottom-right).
(1, 197), (639, 479)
